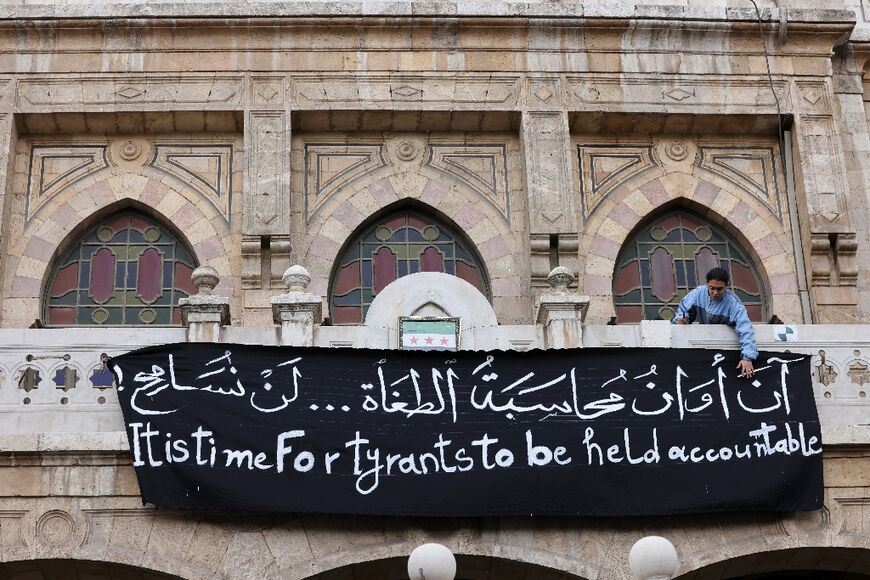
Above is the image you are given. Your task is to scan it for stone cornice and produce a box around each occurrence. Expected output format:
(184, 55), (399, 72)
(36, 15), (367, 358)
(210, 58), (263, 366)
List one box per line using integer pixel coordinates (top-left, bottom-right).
(0, 15), (852, 63)
(0, 3), (855, 28)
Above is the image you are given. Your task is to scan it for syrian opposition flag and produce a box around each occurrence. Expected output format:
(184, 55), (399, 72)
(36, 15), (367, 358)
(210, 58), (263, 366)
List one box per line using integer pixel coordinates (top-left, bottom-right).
(401, 319), (458, 350)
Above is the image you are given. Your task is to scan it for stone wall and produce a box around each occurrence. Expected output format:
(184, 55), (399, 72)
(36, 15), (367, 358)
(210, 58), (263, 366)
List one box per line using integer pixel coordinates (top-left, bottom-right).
(0, 4), (864, 327)
(0, 2), (869, 578)
(0, 427), (867, 580)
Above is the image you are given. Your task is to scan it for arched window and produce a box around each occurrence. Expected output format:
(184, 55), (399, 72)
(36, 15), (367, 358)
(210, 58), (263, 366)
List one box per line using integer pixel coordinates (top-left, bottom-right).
(330, 209), (489, 324)
(44, 210), (199, 326)
(613, 210), (765, 323)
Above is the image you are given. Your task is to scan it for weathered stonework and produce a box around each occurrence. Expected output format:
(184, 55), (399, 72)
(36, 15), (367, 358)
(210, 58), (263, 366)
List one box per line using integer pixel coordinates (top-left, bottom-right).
(0, 1), (868, 578)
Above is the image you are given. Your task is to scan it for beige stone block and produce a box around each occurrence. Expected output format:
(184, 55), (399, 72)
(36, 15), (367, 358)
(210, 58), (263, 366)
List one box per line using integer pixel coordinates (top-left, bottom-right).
(174, 111), (207, 132)
(658, 172), (699, 200)
(812, 286), (858, 306)
(263, 523), (316, 570)
(742, 216), (775, 243)
(586, 295), (615, 324)
(389, 172), (429, 199)
(763, 254), (796, 277)
(0, 465), (47, 496)
(204, 256), (232, 278)
(339, 191), (376, 227)
(2, 297), (36, 325)
(182, 523), (236, 573)
(487, 254), (519, 278)
(107, 465), (140, 497)
(622, 188), (656, 217)
(318, 216), (352, 246)
(111, 172), (150, 200)
(182, 215), (216, 245)
(145, 517), (198, 561)
(302, 255), (333, 282)
(243, 289), (273, 309)
(709, 190), (740, 220)
(67, 190), (98, 214)
(585, 254), (616, 278)
(769, 294), (803, 323)
(825, 457), (870, 487)
(155, 192), (189, 220)
(54, 113), (88, 133)
(143, 113), (174, 133)
(433, 187), (469, 220)
(465, 217), (501, 245)
(594, 217), (630, 243)
(16, 255), (48, 280)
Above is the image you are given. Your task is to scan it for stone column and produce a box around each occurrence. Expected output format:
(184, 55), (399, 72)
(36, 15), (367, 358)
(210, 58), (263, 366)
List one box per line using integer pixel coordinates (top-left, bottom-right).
(179, 266), (230, 343)
(272, 265), (323, 347)
(535, 267), (589, 349)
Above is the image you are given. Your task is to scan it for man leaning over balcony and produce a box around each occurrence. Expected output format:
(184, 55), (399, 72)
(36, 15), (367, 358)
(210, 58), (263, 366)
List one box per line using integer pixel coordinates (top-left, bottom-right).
(672, 267), (758, 378)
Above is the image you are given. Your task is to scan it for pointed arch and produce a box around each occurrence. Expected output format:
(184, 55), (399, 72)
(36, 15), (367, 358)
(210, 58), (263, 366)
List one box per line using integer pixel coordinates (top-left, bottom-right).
(579, 172), (800, 324)
(612, 207), (767, 322)
(42, 203), (200, 326)
(5, 168), (235, 328)
(328, 201), (491, 324)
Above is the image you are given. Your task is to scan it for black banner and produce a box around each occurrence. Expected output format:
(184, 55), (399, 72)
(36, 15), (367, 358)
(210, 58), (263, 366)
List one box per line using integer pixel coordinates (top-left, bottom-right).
(111, 344), (823, 517)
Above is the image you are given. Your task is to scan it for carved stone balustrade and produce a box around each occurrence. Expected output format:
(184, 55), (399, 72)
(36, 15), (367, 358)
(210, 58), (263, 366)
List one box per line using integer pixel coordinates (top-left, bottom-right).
(271, 265), (323, 347)
(178, 266), (231, 343)
(535, 267), (590, 349)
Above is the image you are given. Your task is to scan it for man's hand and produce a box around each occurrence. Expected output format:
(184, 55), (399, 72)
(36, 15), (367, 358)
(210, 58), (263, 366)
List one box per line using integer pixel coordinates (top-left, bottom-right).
(675, 315), (688, 325)
(737, 359), (754, 378)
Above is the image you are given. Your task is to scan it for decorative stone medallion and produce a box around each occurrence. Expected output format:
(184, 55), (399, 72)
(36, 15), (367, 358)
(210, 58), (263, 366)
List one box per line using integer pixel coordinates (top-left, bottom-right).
(36, 510), (75, 546)
(119, 139), (142, 161)
(664, 141), (690, 161)
(396, 141), (419, 162)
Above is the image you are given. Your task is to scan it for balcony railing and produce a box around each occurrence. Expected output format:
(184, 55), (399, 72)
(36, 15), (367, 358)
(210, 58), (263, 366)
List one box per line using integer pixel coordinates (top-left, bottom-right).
(0, 323), (866, 433)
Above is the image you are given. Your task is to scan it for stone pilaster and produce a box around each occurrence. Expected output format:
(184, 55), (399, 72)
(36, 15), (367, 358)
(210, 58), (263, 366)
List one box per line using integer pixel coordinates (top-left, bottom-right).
(179, 266), (230, 343)
(521, 111), (577, 235)
(243, 75), (291, 291)
(791, 78), (859, 321)
(535, 267), (589, 349)
(521, 109), (579, 291)
(271, 265), (322, 347)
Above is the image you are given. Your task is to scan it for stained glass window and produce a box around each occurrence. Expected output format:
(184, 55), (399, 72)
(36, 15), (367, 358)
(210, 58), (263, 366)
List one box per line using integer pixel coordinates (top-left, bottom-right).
(45, 210), (199, 326)
(330, 210), (490, 324)
(613, 211), (765, 323)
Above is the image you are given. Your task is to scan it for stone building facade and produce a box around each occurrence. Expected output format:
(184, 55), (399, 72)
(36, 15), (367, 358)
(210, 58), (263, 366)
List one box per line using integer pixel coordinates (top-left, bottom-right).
(0, 0), (869, 578)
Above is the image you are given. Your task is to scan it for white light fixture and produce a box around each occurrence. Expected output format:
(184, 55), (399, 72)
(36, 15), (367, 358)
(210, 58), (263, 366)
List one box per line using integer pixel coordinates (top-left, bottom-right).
(628, 535), (679, 580)
(407, 542), (456, 580)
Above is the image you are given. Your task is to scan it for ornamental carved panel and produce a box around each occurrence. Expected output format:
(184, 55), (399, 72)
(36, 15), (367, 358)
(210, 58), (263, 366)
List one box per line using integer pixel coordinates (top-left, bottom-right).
(577, 144), (656, 221)
(304, 143), (387, 224)
(149, 144), (234, 223)
(289, 74), (520, 108)
(25, 144), (110, 223)
(17, 76), (243, 110)
(698, 146), (784, 222)
(426, 144), (510, 222)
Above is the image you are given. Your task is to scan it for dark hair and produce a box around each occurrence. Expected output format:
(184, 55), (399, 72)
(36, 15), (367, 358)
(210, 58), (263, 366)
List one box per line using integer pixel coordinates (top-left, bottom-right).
(705, 267), (730, 285)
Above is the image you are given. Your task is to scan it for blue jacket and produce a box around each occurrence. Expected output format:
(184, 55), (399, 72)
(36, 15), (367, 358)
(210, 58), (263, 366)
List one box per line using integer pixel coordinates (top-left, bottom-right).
(672, 285), (758, 361)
